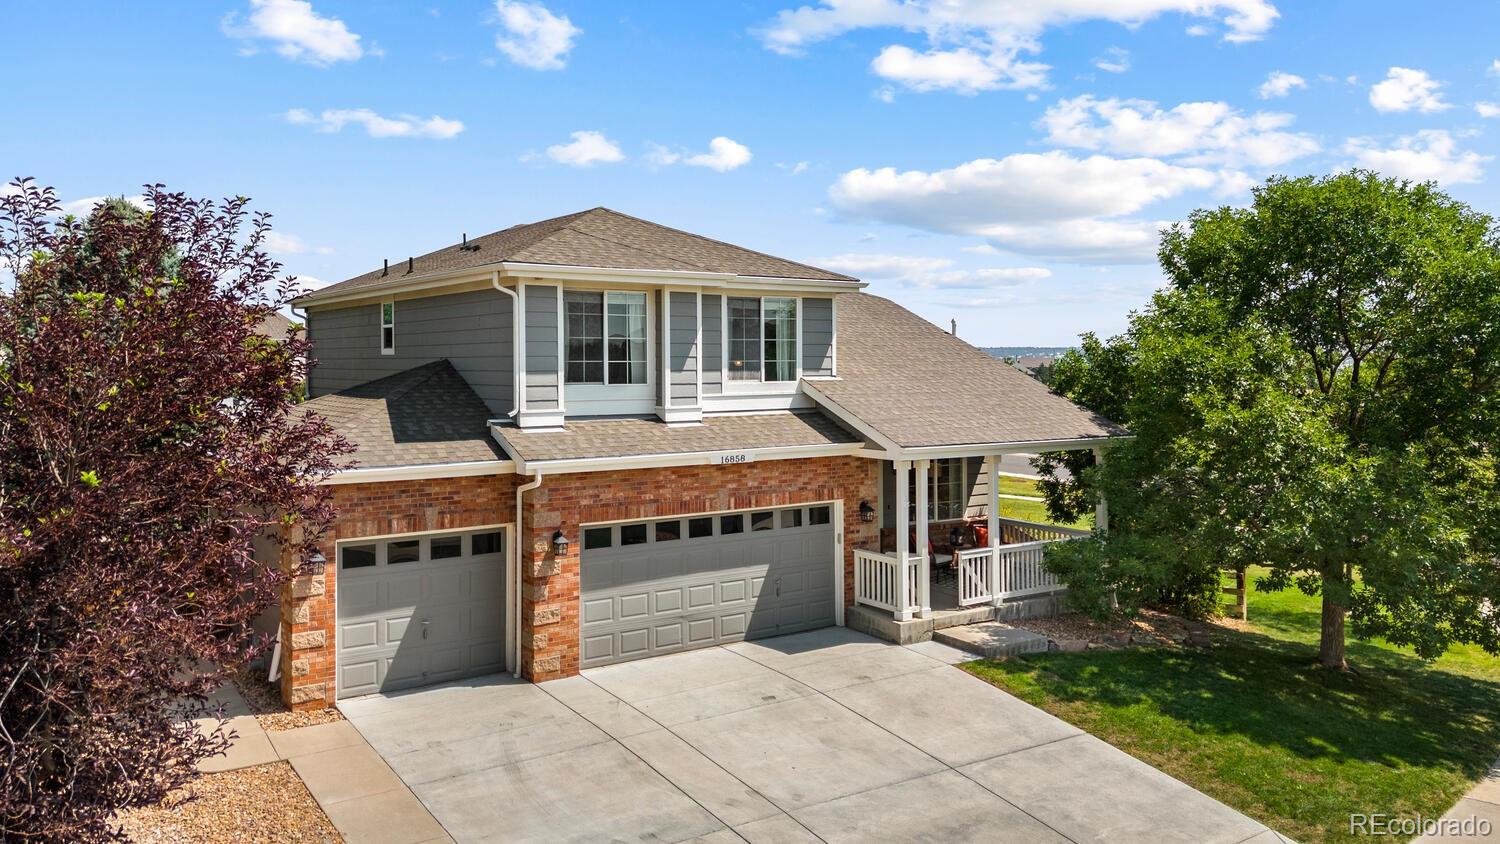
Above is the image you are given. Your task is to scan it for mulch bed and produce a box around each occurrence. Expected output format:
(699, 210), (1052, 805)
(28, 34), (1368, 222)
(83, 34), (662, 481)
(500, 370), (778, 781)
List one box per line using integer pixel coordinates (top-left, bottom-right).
(116, 761), (341, 844)
(232, 667), (344, 732)
(1013, 608), (1219, 650)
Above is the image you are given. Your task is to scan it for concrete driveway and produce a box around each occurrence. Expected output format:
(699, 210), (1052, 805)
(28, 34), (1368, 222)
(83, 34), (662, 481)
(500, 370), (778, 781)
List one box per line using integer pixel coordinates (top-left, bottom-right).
(340, 628), (1283, 844)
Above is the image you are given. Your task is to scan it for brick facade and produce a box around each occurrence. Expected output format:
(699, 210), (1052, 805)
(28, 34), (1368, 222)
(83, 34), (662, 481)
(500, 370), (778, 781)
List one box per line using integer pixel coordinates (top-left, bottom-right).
(519, 456), (882, 681)
(280, 455), (882, 707)
(280, 473), (518, 710)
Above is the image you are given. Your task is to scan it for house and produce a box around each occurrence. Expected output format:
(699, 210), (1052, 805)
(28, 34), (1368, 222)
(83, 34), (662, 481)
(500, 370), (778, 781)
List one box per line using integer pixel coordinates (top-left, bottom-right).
(277, 208), (1124, 709)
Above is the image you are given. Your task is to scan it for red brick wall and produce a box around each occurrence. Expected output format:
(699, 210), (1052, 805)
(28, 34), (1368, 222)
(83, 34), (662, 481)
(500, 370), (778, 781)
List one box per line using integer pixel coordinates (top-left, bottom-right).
(520, 456), (882, 681)
(282, 455), (883, 706)
(280, 473), (518, 710)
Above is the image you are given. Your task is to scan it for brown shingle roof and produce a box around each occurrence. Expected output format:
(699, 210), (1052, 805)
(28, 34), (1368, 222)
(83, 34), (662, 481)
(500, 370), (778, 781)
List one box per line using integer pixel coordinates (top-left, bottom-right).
(295, 208), (856, 305)
(493, 410), (863, 465)
(809, 294), (1126, 448)
(301, 360), (506, 469)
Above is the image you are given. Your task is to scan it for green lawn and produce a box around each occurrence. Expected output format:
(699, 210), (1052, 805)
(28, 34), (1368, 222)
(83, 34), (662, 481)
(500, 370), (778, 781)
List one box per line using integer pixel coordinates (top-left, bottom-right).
(997, 493), (1092, 529)
(963, 567), (1500, 843)
(997, 475), (1046, 499)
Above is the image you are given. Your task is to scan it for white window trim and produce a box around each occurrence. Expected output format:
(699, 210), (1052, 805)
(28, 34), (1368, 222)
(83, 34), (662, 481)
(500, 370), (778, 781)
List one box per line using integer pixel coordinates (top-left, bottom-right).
(380, 299), (395, 355)
(562, 288), (652, 388)
(723, 294), (801, 391)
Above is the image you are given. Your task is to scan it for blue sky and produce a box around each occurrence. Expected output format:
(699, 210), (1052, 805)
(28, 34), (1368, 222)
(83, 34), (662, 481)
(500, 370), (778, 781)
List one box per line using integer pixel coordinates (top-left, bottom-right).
(6, 1), (1500, 345)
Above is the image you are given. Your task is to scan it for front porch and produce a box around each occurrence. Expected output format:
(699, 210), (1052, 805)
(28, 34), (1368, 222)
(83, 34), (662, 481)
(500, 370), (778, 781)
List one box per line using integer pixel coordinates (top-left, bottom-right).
(846, 452), (1104, 644)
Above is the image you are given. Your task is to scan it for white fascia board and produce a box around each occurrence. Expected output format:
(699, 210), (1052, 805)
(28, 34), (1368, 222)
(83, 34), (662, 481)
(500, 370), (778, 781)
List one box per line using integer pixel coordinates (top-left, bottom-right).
(509, 441), (864, 476)
(797, 380), (902, 452)
(320, 459), (516, 485)
(294, 263), (867, 309)
(293, 269), (496, 308)
(858, 435), (1133, 462)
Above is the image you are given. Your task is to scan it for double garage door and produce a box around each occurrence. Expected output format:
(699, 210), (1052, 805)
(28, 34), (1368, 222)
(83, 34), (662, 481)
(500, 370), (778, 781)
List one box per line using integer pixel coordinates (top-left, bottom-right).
(335, 527), (506, 699)
(580, 504), (838, 668)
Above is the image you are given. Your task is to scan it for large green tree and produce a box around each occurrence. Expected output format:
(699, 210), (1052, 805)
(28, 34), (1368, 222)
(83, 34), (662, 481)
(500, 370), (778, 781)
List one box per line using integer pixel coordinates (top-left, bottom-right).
(1039, 171), (1500, 669)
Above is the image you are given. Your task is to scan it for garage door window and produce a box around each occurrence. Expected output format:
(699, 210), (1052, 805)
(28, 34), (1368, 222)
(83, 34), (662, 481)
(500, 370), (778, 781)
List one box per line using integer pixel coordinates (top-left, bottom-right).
(751, 511), (774, 531)
(431, 536), (462, 559)
(689, 517), (714, 538)
(471, 531), (504, 555)
(621, 524), (648, 545)
(655, 520), (680, 542)
(341, 544), (376, 570)
(720, 514), (743, 534)
(809, 505), (831, 525)
(584, 527), (612, 550)
(387, 540), (420, 564)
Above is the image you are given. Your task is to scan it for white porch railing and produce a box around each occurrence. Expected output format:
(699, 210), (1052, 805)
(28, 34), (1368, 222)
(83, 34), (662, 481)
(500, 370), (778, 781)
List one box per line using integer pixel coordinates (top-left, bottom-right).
(854, 549), (923, 615)
(995, 539), (1063, 599)
(998, 517), (1091, 544)
(955, 547), (995, 606)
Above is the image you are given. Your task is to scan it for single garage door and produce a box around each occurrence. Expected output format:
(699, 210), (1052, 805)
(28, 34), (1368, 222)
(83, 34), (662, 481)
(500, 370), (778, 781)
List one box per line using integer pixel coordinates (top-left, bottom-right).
(335, 527), (506, 698)
(580, 504), (837, 668)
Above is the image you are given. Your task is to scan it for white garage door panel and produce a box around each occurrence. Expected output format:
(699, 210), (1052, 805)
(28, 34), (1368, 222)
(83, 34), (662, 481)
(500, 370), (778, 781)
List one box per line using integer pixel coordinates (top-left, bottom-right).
(335, 527), (506, 699)
(580, 505), (837, 668)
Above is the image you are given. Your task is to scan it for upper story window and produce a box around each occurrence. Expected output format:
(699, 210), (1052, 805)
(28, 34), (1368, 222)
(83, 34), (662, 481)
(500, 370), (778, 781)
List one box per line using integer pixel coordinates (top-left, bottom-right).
(728, 296), (797, 382)
(380, 301), (395, 354)
(565, 291), (647, 384)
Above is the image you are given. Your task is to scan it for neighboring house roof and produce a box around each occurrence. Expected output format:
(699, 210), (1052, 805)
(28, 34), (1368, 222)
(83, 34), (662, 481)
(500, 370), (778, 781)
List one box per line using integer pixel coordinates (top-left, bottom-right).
(806, 294), (1126, 449)
(254, 310), (301, 340)
(492, 410), (863, 467)
(301, 360), (505, 469)
(296, 207), (856, 305)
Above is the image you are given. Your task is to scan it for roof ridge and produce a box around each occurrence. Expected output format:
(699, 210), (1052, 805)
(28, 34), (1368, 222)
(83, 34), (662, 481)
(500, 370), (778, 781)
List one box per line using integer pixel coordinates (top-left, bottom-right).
(571, 208), (858, 282)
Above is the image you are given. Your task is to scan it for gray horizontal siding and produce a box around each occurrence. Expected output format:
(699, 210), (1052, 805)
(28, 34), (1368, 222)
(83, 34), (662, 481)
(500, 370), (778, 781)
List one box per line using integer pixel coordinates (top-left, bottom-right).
(701, 294), (722, 396)
(669, 291), (699, 404)
(802, 297), (834, 377)
(524, 285), (560, 411)
(307, 289), (513, 415)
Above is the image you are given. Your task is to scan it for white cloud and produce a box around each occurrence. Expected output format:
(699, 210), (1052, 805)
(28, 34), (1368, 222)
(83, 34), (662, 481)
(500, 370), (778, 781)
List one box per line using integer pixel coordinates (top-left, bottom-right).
(1491, 59), (1500, 77)
(644, 142), (681, 167)
(1093, 47), (1131, 74)
(284, 108), (464, 139)
(831, 151), (1225, 263)
(55, 195), (149, 217)
(540, 130), (624, 167)
(961, 244), (1001, 255)
(685, 137), (753, 171)
(492, 0), (580, 70)
(1476, 102), (1500, 119)
(1345, 130), (1489, 185)
(758, 0), (1278, 93)
(875, 86), (897, 103)
(870, 41), (1049, 94)
(1257, 70), (1305, 99)
(1368, 67), (1450, 113)
(223, 0), (364, 66)
(1185, 23), (1213, 36)
(815, 252), (1051, 287)
(263, 231), (333, 256)
(776, 161), (811, 175)
(1039, 95), (1318, 168)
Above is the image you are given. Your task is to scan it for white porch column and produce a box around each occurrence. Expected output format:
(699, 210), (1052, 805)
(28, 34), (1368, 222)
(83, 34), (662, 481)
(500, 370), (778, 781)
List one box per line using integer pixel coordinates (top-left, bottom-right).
(915, 459), (931, 617)
(894, 460), (913, 621)
(1092, 446), (1109, 534)
(988, 455), (1003, 607)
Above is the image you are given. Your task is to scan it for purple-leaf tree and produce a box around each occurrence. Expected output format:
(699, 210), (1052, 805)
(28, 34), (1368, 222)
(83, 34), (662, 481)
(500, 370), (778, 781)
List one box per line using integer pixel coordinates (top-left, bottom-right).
(0, 179), (349, 841)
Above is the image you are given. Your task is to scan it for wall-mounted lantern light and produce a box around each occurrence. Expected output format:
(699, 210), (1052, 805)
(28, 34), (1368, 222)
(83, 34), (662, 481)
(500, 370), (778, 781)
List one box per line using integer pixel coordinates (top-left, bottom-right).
(858, 500), (876, 523)
(307, 549), (327, 565)
(551, 530), (570, 557)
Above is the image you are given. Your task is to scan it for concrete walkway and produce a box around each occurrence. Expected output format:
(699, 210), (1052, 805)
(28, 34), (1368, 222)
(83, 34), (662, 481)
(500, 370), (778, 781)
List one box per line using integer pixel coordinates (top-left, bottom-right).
(1416, 757), (1500, 842)
(195, 683), (450, 844)
(341, 628), (1282, 844)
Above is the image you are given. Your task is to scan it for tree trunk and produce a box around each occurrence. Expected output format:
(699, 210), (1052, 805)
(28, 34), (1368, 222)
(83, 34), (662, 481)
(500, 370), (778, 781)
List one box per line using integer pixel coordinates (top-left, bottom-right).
(1319, 590), (1348, 670)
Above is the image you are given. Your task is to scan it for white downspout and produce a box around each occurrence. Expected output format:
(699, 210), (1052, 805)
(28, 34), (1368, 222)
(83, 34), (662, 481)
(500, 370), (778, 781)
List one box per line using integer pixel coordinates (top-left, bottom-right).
(491, 271), (521, 419)
(513, 471), (543, 677)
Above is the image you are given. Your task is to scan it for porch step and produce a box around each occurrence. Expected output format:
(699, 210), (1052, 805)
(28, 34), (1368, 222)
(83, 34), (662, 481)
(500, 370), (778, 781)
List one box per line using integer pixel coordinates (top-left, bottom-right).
(934, 622), (1050, 659)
